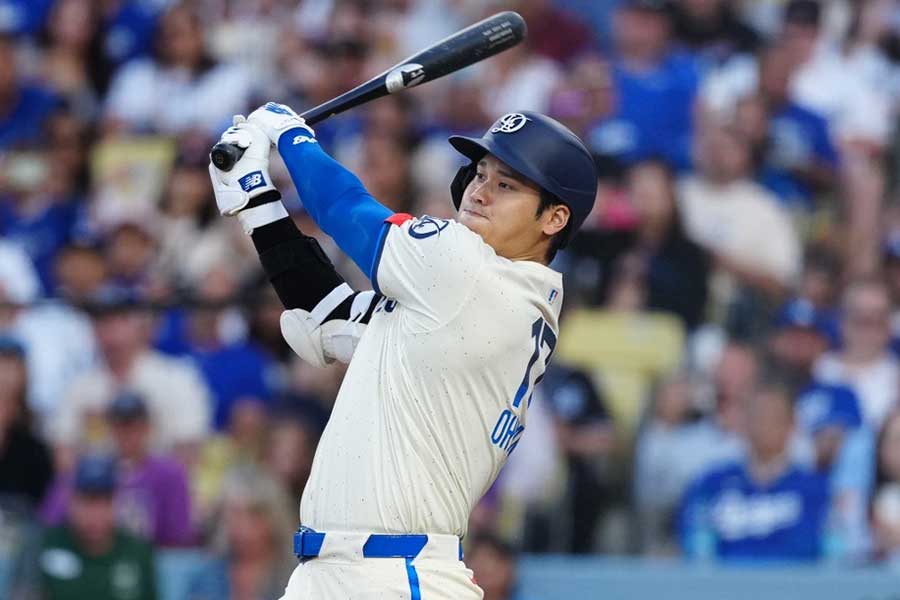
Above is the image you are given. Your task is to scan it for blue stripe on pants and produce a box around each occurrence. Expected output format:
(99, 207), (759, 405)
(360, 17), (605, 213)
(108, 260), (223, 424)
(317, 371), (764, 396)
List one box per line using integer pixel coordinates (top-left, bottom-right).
(405, 558), (421, 600)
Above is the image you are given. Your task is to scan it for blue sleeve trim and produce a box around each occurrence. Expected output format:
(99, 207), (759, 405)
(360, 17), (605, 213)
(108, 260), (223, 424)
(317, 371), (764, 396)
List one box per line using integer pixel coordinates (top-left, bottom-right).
(405, 558), (422, 600)
(369, 222), (392, 296)
(277, 129), (392, 276)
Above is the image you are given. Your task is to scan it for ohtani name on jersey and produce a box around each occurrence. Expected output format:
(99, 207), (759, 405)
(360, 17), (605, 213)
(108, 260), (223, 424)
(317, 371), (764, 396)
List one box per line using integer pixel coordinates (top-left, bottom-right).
(491, 409), (524, 456)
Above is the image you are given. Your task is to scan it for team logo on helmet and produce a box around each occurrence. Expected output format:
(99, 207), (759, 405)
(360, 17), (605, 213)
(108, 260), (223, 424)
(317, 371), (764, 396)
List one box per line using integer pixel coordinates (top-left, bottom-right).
(490, 113), (530, 134)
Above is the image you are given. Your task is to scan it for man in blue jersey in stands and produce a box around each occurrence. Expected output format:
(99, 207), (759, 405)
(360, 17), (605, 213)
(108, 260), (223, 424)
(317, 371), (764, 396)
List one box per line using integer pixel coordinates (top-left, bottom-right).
(679, 380), (830, 562)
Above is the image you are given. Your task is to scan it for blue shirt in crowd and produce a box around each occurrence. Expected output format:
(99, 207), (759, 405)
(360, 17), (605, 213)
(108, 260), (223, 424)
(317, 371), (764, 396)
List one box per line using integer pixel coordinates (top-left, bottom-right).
(0, 85), (59, 150)
(589, 52), (699, 170)
(679, 461), (830, 563)
(154, 309), (277, 430)
(758, 103), (838, 209)
(0, 0), (53, 35)
(0, 196), (81, 294)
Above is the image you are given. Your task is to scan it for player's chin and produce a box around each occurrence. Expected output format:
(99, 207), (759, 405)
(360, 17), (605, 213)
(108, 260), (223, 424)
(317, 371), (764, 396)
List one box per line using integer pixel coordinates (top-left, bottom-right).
(459, 209), (490, 234)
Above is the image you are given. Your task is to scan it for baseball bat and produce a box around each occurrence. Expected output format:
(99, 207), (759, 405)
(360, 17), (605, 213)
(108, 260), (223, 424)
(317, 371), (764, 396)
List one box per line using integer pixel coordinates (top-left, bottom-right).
(210, 11), (526, 171)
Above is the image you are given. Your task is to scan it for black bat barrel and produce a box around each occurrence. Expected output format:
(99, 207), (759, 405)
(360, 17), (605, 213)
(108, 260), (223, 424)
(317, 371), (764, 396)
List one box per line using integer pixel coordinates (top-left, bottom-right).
(210, 11), (525, 172)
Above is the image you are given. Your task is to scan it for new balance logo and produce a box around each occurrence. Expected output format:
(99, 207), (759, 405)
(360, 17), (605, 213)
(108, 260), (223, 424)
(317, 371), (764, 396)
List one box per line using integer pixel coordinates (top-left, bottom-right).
(265, 102), (293, 115)
(292, 135), (317, 145)
(238, 171), (266, 192)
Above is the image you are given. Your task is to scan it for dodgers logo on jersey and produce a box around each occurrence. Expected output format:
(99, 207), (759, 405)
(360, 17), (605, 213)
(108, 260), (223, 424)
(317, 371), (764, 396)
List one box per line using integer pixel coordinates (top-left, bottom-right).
(491, 113), (530, 134)
(238, 171), (266, 192)
(409, 216), (449, 239)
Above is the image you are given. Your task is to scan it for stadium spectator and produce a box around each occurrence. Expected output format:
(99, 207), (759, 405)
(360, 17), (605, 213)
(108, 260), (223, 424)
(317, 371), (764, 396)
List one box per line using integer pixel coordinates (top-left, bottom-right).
(265, 410), (321, 503)
(0, 337), (53, 511)
(540, 362), (614, 553)
(794, 382), (873, 561)
(23, 454), (157, 600)
(41, 392), (195, 547)
(813, 278), (899, 430)
(36, 0), (108, 122)
(670, 0), (761, 68)
(608, 0), (700, 169)
(512, 0), (596, 64)
(0, 240), (97, 427)
(679, 381), (830, 562)
(751, 42), (839, 209)
(572, 159), (711, 329)
(678, 122), (801, 295)
(192, 466), (296, 600)
(0, 33), (59, 149)
(155, 265), (278, 430)
(634, 371), (703, 554)
(871, 411), (900, 563)
(466, 533), (525, 600)
(103, 4), (253, 137)
(51, 289), (211, 468)
(766, 298), (834, 389)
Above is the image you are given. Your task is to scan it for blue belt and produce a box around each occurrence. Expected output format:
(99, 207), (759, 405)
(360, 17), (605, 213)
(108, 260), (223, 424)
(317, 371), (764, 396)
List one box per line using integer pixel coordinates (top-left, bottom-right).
(293, 526), (463, 560)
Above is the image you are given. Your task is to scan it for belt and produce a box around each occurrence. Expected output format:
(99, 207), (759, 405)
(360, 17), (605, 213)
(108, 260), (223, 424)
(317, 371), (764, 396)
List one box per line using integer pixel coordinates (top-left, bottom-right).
(293, 526), (463, 560)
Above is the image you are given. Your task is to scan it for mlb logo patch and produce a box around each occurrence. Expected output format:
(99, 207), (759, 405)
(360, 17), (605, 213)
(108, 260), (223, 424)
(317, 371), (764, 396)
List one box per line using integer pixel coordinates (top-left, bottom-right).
(548, 289), (559, 304)
(238, 171), (266, 192)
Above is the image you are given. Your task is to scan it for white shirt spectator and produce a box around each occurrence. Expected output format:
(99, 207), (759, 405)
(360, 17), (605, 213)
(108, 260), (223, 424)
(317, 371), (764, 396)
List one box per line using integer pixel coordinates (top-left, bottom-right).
(104, 58), (253, 135)
(813, 352), (900, 430)
(678, 175), (802, 284)
(791, 40), (893, 147)
(0, 241), (97, 428)
(52, 350), (212, 451)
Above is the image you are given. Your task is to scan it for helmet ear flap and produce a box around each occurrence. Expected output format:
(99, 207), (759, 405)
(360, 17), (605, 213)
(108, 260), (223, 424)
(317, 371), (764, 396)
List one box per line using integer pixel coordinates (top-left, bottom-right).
(450, 163), (476, 210)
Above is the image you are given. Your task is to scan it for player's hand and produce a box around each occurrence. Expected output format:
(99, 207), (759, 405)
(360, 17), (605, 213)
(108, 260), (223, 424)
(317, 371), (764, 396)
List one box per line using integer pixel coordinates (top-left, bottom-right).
(209, 116), (276, 216)
(247, 102), (316, 146)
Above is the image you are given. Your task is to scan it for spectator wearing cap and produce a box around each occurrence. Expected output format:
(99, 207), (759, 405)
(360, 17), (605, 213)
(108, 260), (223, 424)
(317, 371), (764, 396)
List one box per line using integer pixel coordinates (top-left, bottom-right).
(679, 381), (830, 562)
(604, 0), (700, 170)
(0, 337), (53, 510)
(51, 287), (211, 468)
(41, 392), (194, 547)
(767, 298), (836, 389)
(102, 4), (253, 136)
(813, 278), (899, 430)
(23, 454), (157, 600)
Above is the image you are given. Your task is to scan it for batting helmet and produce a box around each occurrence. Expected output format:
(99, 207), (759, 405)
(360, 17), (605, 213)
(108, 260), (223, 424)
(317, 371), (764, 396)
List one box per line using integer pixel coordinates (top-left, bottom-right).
(448, 111), (598, 248)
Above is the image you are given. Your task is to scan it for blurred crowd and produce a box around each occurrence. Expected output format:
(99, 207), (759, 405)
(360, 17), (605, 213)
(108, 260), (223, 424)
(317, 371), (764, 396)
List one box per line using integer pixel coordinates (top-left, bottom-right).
(0, 0), (900, 598)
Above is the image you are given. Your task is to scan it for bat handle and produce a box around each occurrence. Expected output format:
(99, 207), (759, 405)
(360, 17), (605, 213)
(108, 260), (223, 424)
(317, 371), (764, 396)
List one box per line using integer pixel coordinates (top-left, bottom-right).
(210, 142), (245, 172)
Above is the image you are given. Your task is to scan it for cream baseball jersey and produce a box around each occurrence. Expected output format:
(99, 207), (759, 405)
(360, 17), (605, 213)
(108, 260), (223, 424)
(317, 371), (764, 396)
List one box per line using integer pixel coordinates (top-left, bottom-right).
(299, 215), (563, 536)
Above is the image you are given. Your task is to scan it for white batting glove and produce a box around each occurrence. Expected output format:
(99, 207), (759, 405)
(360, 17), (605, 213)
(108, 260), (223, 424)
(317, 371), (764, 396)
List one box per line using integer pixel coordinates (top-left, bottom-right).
(209, 116), (277, 215)
(247, 102), (316, 146)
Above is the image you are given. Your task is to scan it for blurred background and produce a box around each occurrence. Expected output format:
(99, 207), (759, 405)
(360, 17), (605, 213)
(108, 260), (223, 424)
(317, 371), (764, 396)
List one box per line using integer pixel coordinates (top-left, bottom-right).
(0, 0), (899, 598)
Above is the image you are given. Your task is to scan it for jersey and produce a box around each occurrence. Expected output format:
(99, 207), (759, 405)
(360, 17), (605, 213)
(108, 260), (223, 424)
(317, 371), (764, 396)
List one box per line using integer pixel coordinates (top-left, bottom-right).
(300, 216), (563, 537)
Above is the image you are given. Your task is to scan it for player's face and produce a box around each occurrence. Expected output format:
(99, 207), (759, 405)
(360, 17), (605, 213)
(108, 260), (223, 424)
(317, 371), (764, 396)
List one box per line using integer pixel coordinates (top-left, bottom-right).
(458, 155), (567, 263)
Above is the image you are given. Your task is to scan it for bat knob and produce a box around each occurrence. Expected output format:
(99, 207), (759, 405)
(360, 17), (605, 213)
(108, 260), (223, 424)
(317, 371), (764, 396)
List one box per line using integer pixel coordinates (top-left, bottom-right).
(210, 143), (245, 172)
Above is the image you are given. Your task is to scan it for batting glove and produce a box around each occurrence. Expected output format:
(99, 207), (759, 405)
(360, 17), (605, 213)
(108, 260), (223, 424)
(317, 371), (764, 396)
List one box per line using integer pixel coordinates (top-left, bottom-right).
(209, 117), (288, 233)
(247, 102), (316, 147)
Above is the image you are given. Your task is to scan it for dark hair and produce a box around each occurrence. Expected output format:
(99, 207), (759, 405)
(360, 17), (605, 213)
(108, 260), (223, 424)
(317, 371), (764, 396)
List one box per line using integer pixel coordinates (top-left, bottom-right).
(875, 411), (900, 488)
(536, 190), (573, 263)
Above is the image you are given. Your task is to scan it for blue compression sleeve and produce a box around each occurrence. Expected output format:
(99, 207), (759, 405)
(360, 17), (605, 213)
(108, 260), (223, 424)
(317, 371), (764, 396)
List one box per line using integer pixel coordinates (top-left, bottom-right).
(278, 129), (393, 277)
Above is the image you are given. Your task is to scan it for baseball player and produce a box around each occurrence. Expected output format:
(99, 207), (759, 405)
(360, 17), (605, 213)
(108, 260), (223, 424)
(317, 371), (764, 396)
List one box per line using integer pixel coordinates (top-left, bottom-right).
(208, 103), (598, 599)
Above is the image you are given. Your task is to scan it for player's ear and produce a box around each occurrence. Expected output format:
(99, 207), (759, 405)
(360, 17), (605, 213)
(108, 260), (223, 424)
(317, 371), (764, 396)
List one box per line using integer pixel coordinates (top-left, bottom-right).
(541, 203), (570, 237)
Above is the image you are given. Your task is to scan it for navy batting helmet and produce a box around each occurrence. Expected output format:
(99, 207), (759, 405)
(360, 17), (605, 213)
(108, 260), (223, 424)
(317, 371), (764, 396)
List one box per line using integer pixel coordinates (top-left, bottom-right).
(448, 111), (598, 248)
